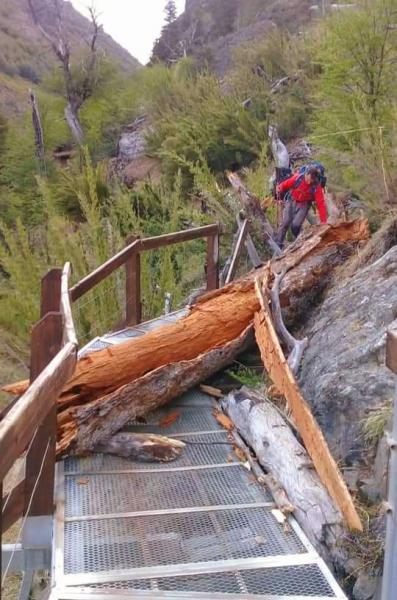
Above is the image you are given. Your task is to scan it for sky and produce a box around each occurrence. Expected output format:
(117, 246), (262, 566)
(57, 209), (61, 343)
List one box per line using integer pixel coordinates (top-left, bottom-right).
(70, 0), (186, 64)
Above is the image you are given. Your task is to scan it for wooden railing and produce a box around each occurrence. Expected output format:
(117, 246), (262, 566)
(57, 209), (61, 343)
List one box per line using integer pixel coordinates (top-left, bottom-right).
(0, 263), (78, 598)
(70, 223), (221, 325)
(0, 224), (221, 597)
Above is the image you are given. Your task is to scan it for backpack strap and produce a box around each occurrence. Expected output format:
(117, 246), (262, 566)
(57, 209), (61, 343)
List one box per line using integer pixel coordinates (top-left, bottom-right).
(292, 173), (317, 198)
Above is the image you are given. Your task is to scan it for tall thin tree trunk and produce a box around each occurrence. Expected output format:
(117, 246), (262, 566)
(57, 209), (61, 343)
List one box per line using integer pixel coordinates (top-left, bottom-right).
(29, 90), (46, 175)
(64, 103), (84, 145)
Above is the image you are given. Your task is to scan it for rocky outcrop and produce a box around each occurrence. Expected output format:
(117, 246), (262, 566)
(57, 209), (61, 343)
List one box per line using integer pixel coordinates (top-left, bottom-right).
(110, 116), (161, 187)
(300, 244), (397, 465)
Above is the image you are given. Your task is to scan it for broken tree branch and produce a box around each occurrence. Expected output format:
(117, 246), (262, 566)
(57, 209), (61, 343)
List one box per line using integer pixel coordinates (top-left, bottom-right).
(94, 433), (185, 462)
(225, 219), (249, 284)
(270, 270), (308, 375)
(226, 171), (282, 257)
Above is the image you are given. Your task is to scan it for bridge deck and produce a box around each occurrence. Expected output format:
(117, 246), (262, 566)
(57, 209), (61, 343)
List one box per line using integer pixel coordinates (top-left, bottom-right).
(50, 314), (347, 600)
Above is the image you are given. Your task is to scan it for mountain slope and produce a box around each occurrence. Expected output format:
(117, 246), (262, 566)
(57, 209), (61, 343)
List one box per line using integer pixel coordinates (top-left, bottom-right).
(0, 0), (140, 116)
(153, 0), (314, 74)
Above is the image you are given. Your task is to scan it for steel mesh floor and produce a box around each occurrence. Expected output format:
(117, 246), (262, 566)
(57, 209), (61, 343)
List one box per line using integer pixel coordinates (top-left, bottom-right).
(56, 387), (345, 599)
(65, 465), (271, 517)
(124, 404), (223, 434)
(64, 507), (305, 573)
(85, 563), (335, 596)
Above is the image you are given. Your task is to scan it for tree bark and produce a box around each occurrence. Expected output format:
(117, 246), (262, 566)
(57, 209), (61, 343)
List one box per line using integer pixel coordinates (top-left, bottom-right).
(64, 104), (84, 145)
(222, 388), (345, 563)
(94, 433), (185, 462)
(58, 326), (254, 456)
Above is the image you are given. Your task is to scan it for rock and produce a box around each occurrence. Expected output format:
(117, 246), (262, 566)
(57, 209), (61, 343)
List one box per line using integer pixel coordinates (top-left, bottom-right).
(117, 116), (147, 161)
(110, 116), (162, 187)
(358, 478), (382, 505)
(353, 574), (381, 600)
(300, 245), (397, 463)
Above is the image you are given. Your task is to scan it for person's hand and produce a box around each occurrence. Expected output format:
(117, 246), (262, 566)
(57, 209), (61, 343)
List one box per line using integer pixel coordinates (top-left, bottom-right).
(276, 184), (281, 194)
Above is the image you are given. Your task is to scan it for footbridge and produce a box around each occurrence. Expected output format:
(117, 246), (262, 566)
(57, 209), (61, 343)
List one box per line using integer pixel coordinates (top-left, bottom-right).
(1, 224), (349, 599)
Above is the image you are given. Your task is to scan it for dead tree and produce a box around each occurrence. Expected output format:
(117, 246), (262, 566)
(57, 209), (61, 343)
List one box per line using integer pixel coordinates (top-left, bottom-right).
(28, 0), (102, 145)
(29, 90), (46, 174)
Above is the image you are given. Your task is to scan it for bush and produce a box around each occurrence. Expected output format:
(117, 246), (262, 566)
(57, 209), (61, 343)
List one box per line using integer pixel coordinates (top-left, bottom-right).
(17, 64), (40, 83)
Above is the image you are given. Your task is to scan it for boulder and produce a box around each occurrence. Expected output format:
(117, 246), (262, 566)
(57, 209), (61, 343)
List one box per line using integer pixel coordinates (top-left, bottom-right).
(300, 245), (397, 464)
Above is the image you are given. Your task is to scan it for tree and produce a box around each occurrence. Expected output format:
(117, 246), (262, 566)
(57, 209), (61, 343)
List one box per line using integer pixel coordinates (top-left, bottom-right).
(27, 0), (102, 145)
(164, 0), (177, 24)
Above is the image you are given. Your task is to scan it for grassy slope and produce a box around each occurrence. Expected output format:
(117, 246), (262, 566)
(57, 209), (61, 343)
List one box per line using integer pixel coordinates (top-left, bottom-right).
(0, 0), (140, 116)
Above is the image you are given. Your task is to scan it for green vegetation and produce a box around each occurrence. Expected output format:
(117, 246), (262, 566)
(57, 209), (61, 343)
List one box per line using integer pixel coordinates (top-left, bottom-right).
(361, 404), (393, 448)
(1, 0), (397, 389)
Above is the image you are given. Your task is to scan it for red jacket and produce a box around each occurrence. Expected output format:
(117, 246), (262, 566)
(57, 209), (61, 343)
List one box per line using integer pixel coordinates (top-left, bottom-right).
(278, 173), (327, 223)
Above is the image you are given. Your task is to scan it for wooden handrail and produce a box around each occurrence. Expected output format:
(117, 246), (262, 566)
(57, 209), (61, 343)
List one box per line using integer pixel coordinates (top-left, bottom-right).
(0, 341), (76, 481)
(61, 262), (77, 346)
(70, 223), (220, 302)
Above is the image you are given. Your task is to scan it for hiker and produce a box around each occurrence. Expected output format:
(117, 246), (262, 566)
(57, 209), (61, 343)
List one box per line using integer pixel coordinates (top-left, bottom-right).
(274, 164), (327, 248)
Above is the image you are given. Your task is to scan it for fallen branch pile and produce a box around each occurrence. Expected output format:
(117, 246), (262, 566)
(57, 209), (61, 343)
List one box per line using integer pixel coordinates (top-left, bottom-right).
(4, 220), (369, 462)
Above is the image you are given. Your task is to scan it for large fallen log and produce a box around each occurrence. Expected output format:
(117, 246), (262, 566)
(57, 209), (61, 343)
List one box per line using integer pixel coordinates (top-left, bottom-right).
(5, 220), (369, 409)
(222, 388), (344, 561)
(253, 272), (363, 532)
(58, 326), (253, 455)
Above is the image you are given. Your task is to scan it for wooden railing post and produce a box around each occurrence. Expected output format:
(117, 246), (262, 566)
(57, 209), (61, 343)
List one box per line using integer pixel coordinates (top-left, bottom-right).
(1, 481), (2, 600)
(23, 269), (63, 529)
(206, 228), (220, 291)
(125, 236), (141, 326)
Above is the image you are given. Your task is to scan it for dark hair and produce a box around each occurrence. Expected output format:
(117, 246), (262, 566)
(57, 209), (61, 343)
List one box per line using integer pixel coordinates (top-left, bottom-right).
(306, 166), (320, 180)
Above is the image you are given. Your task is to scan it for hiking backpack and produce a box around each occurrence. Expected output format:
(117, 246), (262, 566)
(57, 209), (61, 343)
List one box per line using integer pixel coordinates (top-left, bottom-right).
(294, 161), (327, 191)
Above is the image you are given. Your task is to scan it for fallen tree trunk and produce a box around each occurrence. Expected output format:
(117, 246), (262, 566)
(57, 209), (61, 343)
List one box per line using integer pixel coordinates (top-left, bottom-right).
(254, 272), (362, 532)
(58, 326), (253, 455)
(5, 220), (369, 409)
(222, 389), (344, 561)
(94, 433), (185, 462)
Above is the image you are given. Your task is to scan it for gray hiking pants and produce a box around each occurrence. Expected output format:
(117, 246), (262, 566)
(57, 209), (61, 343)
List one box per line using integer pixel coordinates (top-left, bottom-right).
(274, 198), (311, 247)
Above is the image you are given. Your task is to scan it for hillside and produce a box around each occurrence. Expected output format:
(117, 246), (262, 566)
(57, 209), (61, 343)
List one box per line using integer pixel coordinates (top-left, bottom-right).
(0, 0), (140, 116)
(153, 0), (314, 74)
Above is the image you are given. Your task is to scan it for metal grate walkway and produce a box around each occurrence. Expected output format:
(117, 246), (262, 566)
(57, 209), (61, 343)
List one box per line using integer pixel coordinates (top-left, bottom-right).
(51, 386), (347, 600)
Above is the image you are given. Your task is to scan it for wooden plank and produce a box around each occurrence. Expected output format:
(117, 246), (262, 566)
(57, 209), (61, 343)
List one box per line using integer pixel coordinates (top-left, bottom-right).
(29, 313), (63, 381)
(225, 219), (249, 284)
(0, 342), (76, 481)
(61, 263), (78, 346)
(0, 481), (1, 580)
(2, 479), (24, 534)
(40, 268), (62, 317)
(253, 276), (363, 531)
(25, 303), (64, 517)
(386, 330), (397, 374)
(125, 236), (141, 326)
(206, 232), (219, 290)
(70, 224), (220, 301)
(236, 214), (262, 269)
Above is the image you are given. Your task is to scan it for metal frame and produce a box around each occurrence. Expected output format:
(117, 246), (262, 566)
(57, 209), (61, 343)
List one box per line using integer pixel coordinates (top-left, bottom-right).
(53, 590), (341, 600)
(382, 337), (397, 600)
(64, 502), (275, 523)
(61, 553), (319, 587)
(64, 462), (240, 476)
(51, 388), (348, 600)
